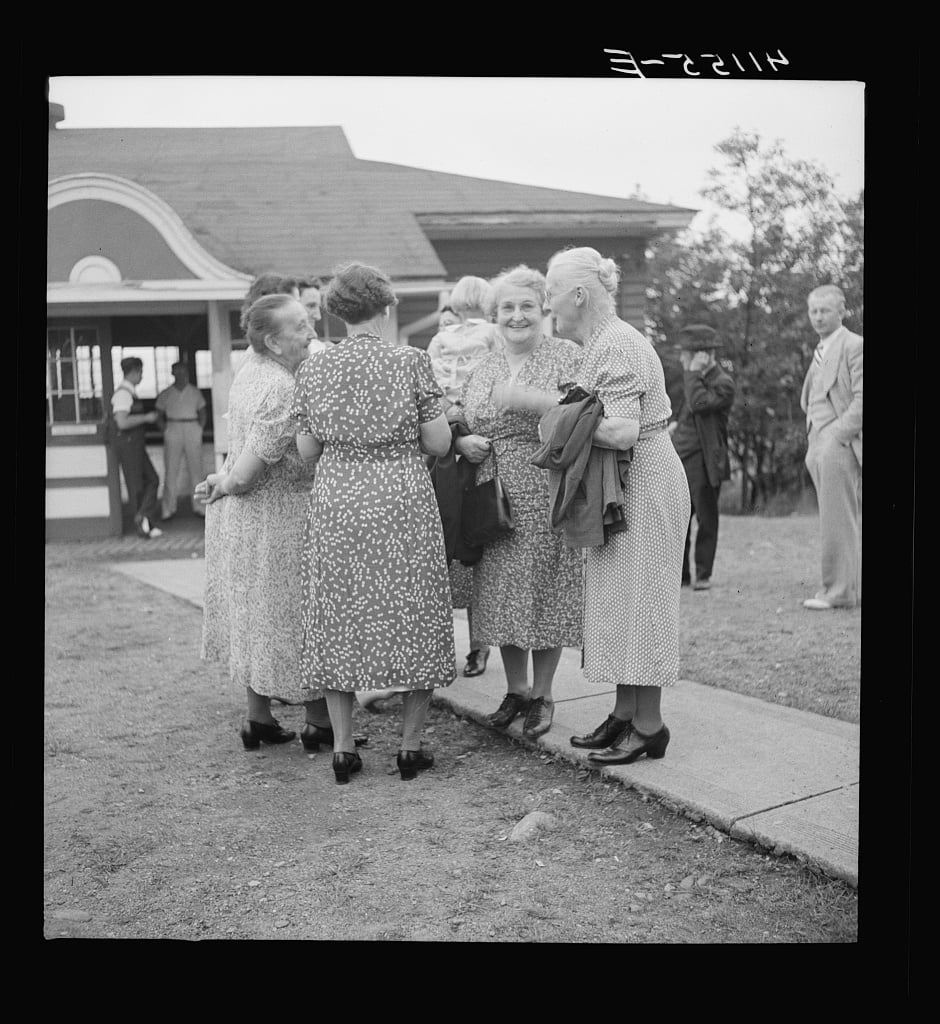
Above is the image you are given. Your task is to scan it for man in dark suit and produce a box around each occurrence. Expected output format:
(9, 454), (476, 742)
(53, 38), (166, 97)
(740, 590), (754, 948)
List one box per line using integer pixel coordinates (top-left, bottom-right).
(668, 324), (736, 590)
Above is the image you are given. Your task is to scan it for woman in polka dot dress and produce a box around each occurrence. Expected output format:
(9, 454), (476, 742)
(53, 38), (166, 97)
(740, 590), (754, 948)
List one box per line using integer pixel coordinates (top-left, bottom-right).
(544, 247), (690, 765)
(290, 262), (457, 785)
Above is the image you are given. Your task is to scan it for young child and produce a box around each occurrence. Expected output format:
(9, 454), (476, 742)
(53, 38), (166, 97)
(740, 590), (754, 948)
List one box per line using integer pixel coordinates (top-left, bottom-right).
(427, 277), (502, 415)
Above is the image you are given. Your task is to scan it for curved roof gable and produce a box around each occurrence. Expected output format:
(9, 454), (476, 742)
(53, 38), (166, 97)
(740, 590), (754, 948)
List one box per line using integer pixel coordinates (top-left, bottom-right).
(48, 125), (695, 280)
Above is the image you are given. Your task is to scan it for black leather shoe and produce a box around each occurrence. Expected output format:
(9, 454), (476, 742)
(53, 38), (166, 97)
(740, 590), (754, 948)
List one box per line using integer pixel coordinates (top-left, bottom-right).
(300, 724), (368, 751)
(239, 718), (297, 750)
(397, 748), (434, 781)
(301, 723), (333, 751)
(570, 714), (632, 749)
(587, 724), (670, 765)
(463, 648), (490, 677)
(488, 692), (529, 729)
(332, 750), (363, 784)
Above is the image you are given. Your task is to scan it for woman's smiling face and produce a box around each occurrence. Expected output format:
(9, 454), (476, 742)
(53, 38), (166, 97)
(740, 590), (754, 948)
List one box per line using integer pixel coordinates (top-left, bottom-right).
(494, 284), (543, 348)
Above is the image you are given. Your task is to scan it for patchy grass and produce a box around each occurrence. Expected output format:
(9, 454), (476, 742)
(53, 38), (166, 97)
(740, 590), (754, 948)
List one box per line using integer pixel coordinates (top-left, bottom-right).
(680, 514), (860, 723)
(44, 527), (858, 943)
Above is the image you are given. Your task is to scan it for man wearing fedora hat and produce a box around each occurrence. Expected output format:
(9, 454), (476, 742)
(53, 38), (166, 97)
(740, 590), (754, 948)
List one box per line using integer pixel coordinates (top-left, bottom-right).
(668, 324), (736, 590)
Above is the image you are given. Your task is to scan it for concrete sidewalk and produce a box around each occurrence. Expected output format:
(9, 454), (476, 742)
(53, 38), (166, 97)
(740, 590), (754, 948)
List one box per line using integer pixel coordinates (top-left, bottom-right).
(110, 558), (859, 888)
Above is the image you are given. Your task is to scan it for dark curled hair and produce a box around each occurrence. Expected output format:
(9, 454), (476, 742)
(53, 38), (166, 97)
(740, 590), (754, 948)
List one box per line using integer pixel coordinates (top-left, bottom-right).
(323, 262), (398, 324)
(240, 273), (297, 331)
(120, 356), (143, 375)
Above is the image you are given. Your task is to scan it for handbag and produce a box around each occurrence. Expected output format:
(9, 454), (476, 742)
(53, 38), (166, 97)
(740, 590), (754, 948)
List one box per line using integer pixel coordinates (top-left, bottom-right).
(461, 445), (515, 548)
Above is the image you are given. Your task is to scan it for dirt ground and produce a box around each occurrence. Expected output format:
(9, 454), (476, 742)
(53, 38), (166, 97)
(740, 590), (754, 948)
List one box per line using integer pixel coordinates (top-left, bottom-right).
(44, 534), (858, 943)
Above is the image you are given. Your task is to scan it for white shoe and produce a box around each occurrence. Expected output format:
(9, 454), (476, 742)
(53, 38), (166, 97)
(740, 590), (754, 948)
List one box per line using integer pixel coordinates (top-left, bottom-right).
(148, 525), (164, 539)
(356, 688), (407, 712)
(803, 597), (832, 610)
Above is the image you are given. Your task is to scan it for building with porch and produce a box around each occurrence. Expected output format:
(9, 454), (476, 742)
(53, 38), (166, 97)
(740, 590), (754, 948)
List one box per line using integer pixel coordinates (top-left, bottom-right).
(46, 101), (695, 539)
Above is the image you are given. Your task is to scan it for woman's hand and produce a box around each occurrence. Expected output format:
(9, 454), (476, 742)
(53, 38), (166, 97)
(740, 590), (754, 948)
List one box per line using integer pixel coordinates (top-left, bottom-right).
(194, 473), (227, 506)
(455, 434), (492, 463)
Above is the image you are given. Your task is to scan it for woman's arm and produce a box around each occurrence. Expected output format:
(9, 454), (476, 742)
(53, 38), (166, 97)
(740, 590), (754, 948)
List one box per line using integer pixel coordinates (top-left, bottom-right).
(194, 449), (267, 505)
(297, 433), (324, 464)
(593, 416), (639, 450)
(419, 413), (452, 458)
(114, 409), (158, 431)
(490, 383), (557, 417)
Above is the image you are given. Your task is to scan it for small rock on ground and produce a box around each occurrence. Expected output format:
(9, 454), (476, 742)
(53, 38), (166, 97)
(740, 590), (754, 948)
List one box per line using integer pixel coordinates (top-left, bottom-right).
(509, 811), (558, 841)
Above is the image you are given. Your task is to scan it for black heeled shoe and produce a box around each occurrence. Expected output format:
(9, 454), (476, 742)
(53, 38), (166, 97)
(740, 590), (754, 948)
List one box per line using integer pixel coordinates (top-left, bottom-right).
(570, 714), (632, 749)
(397, 748), (434, 781)
(301, 724), (368, 752)
(301, 724), (333, 751)
(587, 724), (670, 765)
(240, 718), (296, 750)
(332, 751), (363, 784)
(463, 648), (490, 677)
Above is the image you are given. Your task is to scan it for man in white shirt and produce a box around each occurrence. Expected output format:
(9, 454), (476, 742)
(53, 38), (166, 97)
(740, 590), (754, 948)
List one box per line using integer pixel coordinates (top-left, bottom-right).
(110, 357), (163, 539)
(799, 285), (863, 610)
(155, 361), (207, 520)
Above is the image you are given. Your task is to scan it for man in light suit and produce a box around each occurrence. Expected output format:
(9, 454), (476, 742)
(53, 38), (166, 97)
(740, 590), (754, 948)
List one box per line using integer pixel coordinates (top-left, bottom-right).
(800, 285), (862, 610)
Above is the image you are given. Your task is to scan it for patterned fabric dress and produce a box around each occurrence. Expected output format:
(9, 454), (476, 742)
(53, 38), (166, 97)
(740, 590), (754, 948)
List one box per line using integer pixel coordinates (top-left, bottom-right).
(459, 337), (583, 649)
(576, 316), (691, 688)
(290, 334), (456, 694)
(201, 351), (316, 702)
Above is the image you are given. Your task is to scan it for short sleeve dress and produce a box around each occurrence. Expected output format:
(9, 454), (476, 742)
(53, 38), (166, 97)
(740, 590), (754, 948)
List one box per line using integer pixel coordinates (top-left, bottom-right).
(458, 337), (584, 650)
(201, 351), (316, 702)
(575, 316), (691, 688)
(290, 333), (457, 694)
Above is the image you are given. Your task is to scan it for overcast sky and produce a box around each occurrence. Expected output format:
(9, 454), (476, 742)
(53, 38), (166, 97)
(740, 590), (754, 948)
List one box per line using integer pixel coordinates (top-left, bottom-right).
(48, 76), (864, 234)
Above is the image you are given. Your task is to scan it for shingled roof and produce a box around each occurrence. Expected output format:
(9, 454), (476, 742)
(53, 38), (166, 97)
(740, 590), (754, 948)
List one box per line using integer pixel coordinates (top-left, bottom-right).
(48, 125), (696, 281)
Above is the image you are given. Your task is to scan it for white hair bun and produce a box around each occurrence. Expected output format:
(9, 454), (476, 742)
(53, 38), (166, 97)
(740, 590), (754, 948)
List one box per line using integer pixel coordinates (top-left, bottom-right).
(597, 257), (621, 294)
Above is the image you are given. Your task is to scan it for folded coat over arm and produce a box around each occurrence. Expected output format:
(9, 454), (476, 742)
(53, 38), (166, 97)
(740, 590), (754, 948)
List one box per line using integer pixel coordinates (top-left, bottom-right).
(530, 392), (632, 548)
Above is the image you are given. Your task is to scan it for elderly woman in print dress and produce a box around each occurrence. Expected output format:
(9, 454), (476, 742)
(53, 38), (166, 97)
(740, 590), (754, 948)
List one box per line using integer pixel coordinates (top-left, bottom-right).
(290, 262), (457, 785)
(426, 275), (503, 681)
(197, 294), (339, 753)
(453, 264), (583, 742)
(494, 248), (689, 765)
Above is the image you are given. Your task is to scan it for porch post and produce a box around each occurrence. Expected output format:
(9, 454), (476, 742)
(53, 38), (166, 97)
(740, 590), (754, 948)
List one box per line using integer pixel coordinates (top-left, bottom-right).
(207, 301), (232, 470)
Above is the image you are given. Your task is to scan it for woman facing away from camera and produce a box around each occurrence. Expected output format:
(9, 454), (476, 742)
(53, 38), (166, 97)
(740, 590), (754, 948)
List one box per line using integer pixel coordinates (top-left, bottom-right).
(196, 294), (340, 753)
(290, 262), (457, 784)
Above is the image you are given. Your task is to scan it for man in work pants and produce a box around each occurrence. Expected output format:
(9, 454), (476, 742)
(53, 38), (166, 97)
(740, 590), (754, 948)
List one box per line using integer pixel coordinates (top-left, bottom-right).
(111, 356), (163, 539)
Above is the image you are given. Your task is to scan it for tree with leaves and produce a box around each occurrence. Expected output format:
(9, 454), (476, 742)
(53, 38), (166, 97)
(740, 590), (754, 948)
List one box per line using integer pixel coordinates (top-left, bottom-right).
(645, 129), (863, 512)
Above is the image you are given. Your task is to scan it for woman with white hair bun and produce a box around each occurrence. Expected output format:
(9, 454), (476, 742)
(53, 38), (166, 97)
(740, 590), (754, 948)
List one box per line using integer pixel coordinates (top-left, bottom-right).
(497, 247), (689, 764)
(547, 247), (689, 763)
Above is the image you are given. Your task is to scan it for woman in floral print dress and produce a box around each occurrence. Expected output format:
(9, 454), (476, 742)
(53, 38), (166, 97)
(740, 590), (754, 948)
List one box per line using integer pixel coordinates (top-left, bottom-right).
(198, 294), (336, 753)
(454, 265), (583, 743)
